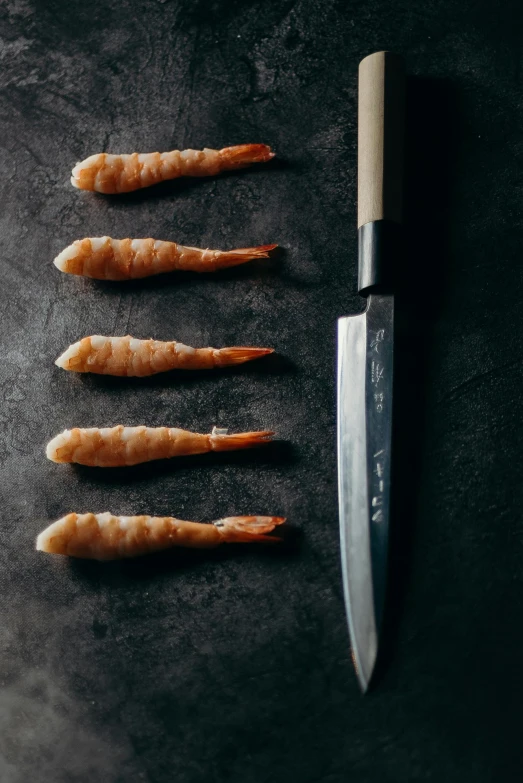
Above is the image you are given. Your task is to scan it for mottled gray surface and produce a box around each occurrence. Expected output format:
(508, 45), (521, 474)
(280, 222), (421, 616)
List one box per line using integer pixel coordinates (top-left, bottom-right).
(1, 1), (523, 781)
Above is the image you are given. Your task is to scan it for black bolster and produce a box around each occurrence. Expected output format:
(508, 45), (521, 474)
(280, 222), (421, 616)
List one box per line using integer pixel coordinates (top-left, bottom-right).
(357, 219), (402, 294)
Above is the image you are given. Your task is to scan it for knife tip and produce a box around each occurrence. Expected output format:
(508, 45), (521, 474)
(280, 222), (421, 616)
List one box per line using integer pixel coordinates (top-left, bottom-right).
(352, 644), (378, 694)
(357, 671), (371, 694)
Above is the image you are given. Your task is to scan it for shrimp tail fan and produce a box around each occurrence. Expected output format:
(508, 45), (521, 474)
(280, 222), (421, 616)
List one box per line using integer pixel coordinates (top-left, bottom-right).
(220, 144), (275, 168)
(215, 244), (278, 268)
(210, 430), (275, 451)
(215, 515), (286, 543)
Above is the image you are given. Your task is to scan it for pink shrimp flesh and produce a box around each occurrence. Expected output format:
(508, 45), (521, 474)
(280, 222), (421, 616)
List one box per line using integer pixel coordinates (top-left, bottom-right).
(70, 144), (275, 194)
(36, 513), (286, 560)
(55, 336), (274, 376)
(46, 426), (275, 467)
(53, 237), (277, 280)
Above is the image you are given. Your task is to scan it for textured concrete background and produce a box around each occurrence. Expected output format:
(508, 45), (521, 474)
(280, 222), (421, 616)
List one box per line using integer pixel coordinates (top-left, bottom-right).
(1, 1), (523, 781)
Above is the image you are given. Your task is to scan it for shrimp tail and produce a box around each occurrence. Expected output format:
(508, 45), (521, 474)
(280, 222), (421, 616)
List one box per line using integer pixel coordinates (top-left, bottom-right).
(214, 244), (278, 269)
(219, 144), (275, 169)
(214, 516), (286, 544)
(214, 347), (274, 367)
(210, 429), (274, 451)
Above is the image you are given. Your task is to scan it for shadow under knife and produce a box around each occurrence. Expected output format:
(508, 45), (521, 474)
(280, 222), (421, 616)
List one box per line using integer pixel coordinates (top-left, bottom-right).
(373, 76), (460, 687)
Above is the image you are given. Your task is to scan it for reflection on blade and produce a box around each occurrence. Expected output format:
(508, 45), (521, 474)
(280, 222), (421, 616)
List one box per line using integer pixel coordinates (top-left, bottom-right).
(337, 294), (394, 691)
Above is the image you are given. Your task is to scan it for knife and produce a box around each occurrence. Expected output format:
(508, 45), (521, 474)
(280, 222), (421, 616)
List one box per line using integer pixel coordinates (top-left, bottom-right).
(337, 51), (405, 692)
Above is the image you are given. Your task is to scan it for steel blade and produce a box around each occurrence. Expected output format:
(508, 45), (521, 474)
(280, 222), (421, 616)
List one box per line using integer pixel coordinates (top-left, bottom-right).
(337, 293), (394, 691)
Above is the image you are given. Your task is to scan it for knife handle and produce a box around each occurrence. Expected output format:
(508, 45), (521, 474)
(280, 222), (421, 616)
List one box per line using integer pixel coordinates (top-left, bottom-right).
(357, 51), (405, 293)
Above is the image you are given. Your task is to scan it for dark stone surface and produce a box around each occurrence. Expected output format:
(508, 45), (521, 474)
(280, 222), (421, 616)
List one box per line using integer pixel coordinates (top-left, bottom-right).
(1, 1), (522, 781)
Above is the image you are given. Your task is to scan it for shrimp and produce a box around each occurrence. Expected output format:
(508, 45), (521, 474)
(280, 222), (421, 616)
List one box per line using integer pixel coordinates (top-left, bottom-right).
(70, 144), (275, 194)
(55, 335), (274, 376)
(36, 512), (286, 560)
(53, 237), (277, 280)
(46, 425), (274, 467)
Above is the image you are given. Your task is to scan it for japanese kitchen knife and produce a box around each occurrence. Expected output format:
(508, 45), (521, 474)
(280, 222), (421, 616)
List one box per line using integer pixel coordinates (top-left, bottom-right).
(337, 51), (405, 691)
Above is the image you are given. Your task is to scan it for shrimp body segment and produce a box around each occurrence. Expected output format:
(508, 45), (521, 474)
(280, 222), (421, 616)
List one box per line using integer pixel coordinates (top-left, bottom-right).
(71, 144), (275, 193)
(36, 513), (286, 560)
(53, 237), (277, 280)
(46, 426), (275, 467)
(56, 336), (274, 376)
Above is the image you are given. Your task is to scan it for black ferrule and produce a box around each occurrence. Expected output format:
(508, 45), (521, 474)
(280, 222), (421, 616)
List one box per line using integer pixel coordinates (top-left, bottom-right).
(357, 219), (402, 295)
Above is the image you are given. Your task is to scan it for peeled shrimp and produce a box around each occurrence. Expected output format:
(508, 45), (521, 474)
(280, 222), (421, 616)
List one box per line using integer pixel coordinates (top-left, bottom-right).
(36, 512), (286, 560)
(56, 335), (274, 376)
(71, 144), (275, 194)
(53, 237), (277, 280)
(46, 426), (274, 467)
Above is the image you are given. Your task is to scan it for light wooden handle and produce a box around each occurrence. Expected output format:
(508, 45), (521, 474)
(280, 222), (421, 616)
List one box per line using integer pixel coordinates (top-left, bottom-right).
(358, 51), (405, 228)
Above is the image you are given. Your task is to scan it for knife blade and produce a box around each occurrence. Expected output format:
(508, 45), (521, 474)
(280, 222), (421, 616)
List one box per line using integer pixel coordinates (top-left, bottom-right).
(337, 51), (405, 692)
